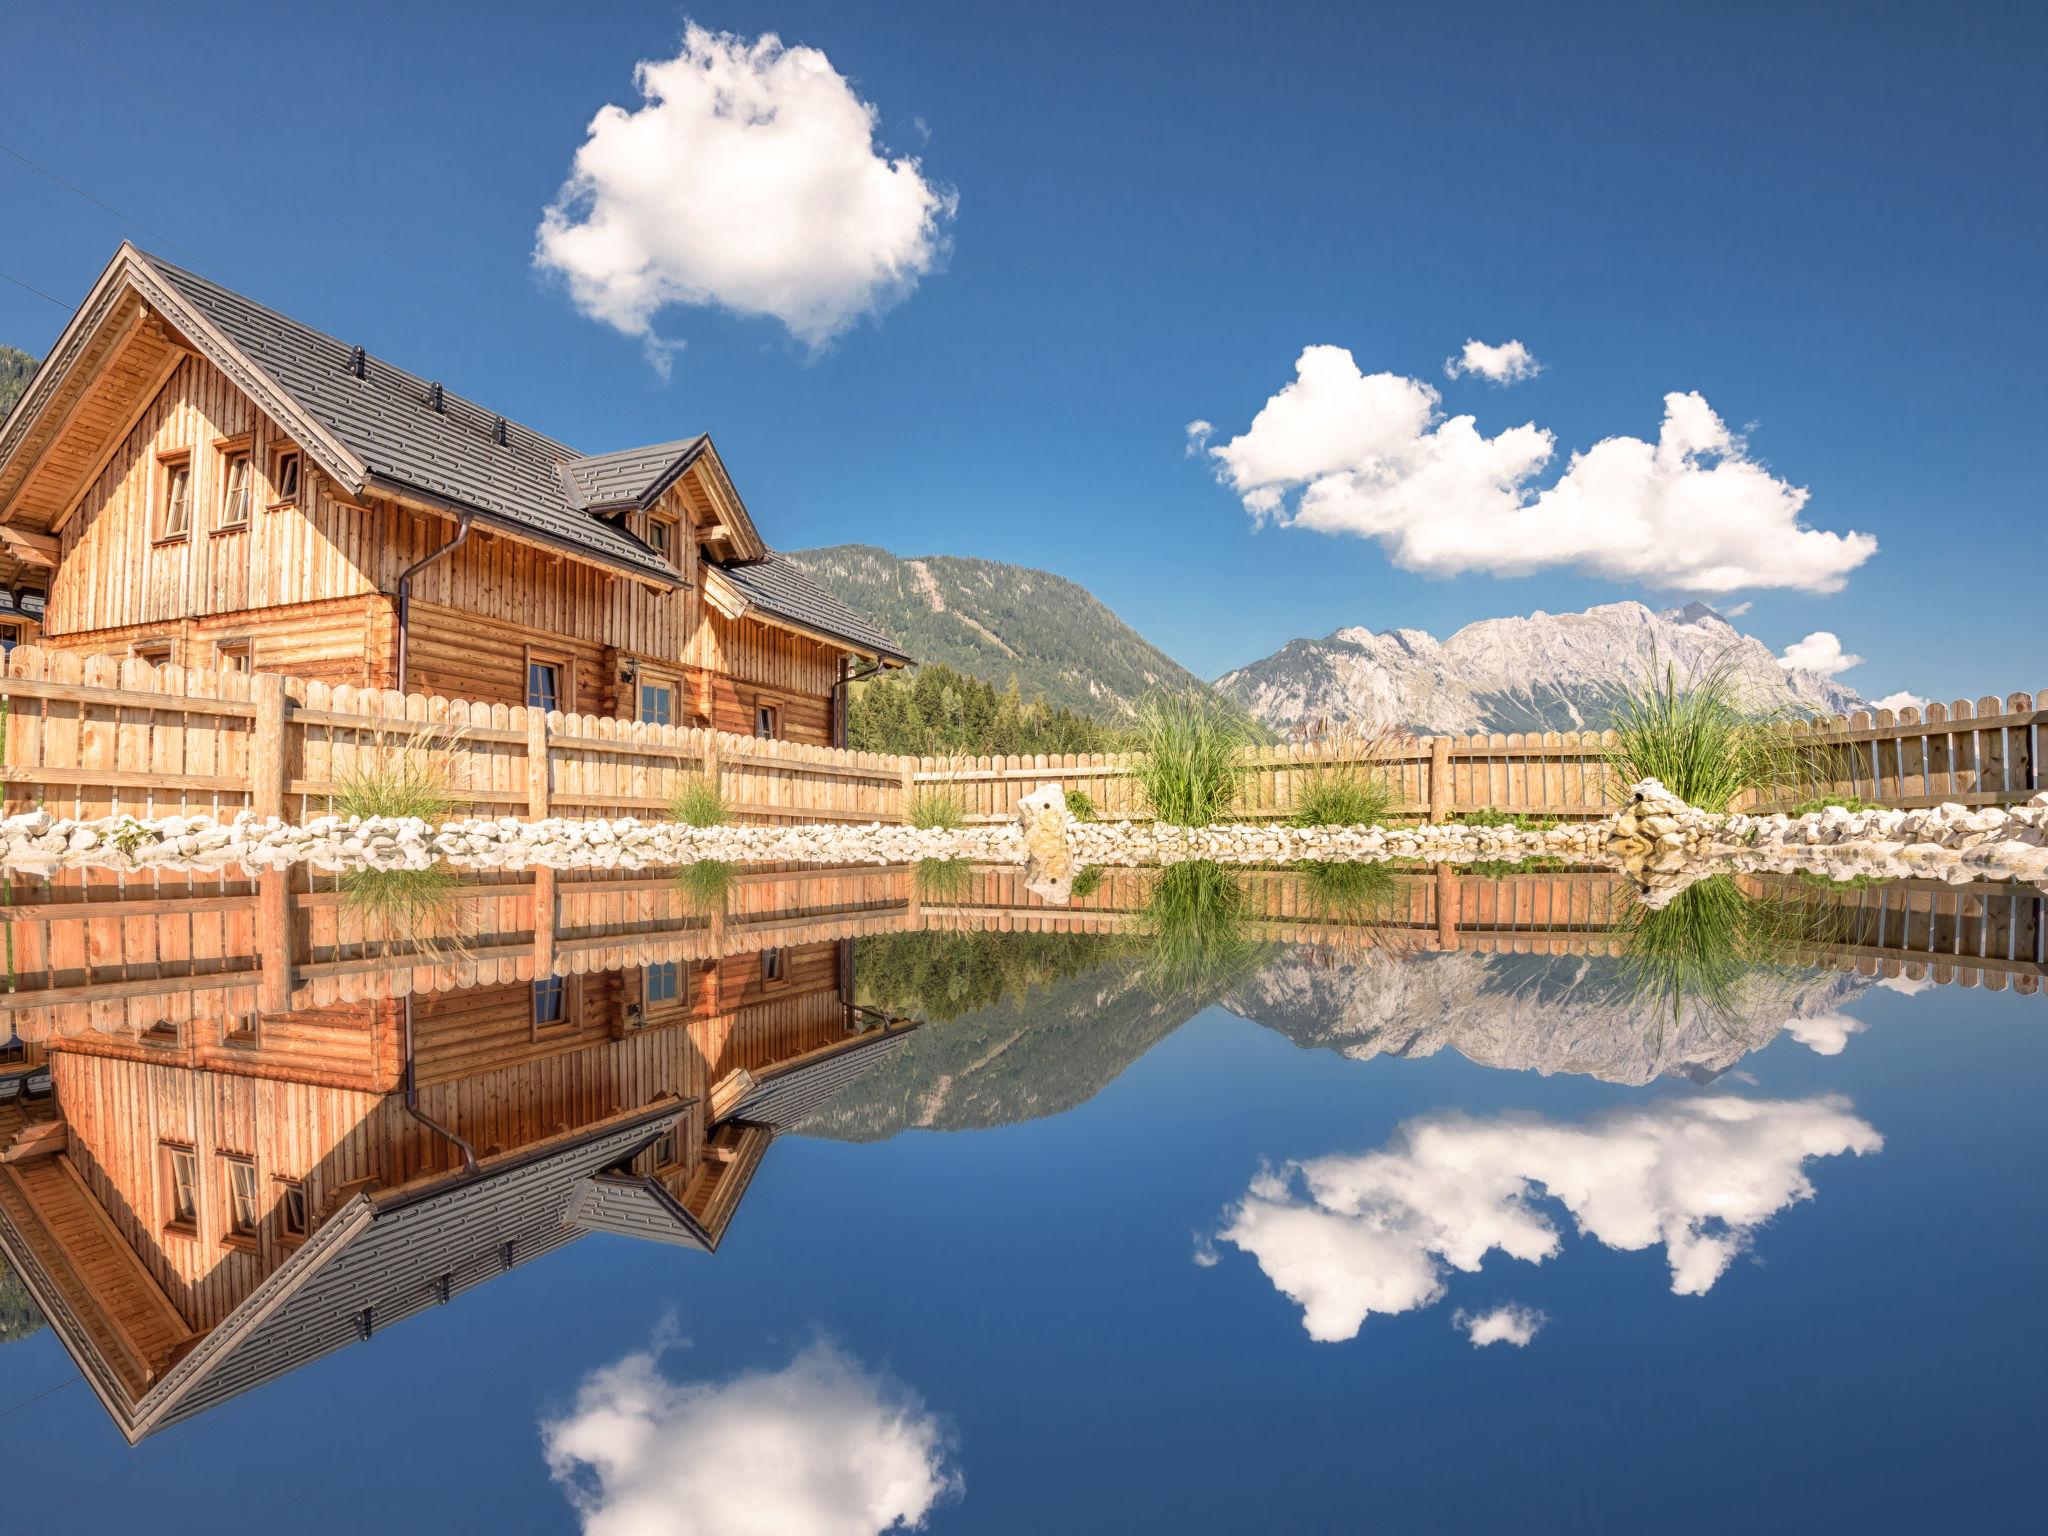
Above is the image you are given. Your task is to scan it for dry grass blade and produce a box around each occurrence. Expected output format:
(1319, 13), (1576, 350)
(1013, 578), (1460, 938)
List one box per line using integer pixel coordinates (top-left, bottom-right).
(331, 720), (467, 823)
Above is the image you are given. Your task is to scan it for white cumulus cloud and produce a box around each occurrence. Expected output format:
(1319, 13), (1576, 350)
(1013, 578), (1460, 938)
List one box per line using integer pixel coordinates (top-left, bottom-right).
(1213, 1095), (1881, 1342)
(1776, 631), (1863, 678)
(1453, 1303), (1547, 1348)
(542, 1338), (961, 1536)
(536, 24), (955, 357)
(1870, 690), (1931, 714)
(1720, 600), (1754, 618)
(1204, 346), (1877, 593)
(1781, 1010), (1868, 1057)
(1445, 338), (1541, 384)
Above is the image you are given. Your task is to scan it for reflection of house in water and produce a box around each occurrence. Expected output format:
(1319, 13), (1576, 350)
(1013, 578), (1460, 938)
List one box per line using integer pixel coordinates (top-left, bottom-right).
(0, 865), (916, 1443)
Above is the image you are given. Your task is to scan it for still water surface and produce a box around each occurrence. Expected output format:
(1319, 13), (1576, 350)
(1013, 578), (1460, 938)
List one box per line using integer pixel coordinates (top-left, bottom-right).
(0, 863), (2040, 1533)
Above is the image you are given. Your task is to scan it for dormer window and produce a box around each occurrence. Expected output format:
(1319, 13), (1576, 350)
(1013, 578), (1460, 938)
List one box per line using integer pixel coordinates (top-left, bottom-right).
(218, 449), (253, 529)
(271, 446), (301, 506)
(647, 512), (679, 565)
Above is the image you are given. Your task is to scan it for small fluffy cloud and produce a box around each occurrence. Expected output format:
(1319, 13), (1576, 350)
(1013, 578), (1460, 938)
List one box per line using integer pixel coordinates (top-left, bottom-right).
(1204, 346), (1876, 593)
(1781, 1010), (1868, 1057)
(1445, 338), (1541, 384)
(1776, 631), (1863, 678)
(536, 25), (955, 354)
(542, 1338), (960, 1536)
(1213, 1095), (1880, 1342)
(1453, 1303), (1547, 1348)
(1721, 600), (1754, 618)
(1183, 420), (1214, 458)
(1870, 690), (1931, 714)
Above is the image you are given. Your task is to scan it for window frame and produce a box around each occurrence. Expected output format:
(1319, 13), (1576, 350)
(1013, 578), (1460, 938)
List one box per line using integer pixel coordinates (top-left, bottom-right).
(524, 647), (575, 715)
(754, 700), (780, 740)
(221, 1010), (260, 1049)
(214, 638), (253, 675)
(141, 1017), (183, 1048)
(221, 1154), (260, 1247)
(160, 1142), (199, 1235)
(215, 441), (254, 532)
(155, 452), (193, 543)
(643, 960), (684, 1016)
(269, 443), (302, 508)
(532, 975), (579, 1038)
(760, 947), (787, 988)
(276, 1177), (310, 1243)
(646, 510), (681, 567)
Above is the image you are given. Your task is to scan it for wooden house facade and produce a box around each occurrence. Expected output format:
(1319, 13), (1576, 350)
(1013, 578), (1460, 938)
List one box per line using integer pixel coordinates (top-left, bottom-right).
(0, 245), (905, 744)
(0, 919), (913, 1441)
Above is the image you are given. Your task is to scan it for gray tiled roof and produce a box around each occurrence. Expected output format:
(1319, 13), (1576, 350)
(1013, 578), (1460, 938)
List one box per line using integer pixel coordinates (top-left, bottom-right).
(717, 553), (908, 663)
(139, 254), (678, 584)
(723, 1024), (919, 1131)
(561, 437), (707, 510)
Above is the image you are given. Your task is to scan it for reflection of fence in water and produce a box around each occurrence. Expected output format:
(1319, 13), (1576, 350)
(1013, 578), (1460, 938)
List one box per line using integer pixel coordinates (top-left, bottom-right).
(3, 863), (2041, 1039)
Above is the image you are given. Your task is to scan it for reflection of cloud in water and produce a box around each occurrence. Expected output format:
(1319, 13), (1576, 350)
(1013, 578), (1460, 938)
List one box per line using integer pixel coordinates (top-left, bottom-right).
(543, 1338), (960, 1536)
(1216, 1096), (1881, 1342)
(1877, 973), (1935, 996)
(1454, 1303), (1547, 1348)
(1781, 1010), (1867, 1056)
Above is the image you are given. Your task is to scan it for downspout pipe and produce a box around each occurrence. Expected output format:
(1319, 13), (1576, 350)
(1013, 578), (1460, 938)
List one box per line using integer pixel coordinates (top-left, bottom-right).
(393, 511), (474, 693)
(404, 994), (478, 1174)
(830, 657), (890, 748)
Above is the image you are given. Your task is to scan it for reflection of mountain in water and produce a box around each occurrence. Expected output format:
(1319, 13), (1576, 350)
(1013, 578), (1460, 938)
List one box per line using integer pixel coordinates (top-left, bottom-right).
(1222, 950), (1873, 1086)
(809, 937), (1877, 1142)
(808, 937), (1205, 1141)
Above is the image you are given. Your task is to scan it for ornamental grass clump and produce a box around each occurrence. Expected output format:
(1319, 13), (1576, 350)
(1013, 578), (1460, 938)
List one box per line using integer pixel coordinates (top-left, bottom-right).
(331, 723), (464, 823)
(913, 856), (974, 902)
(668, 775), (727, 828)
(1135, 690), (1248, 828)
(907, 789), (967, 830)
(1605, 654), (1785, 813)
(1065, 788), (1098, 822)
(338, 865), (468, 960)
(1290, 768), (1393, 829)
(673, 858), (735, 915)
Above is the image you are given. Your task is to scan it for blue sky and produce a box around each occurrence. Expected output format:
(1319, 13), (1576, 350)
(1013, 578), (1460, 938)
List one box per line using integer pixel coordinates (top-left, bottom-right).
(2, 0), (2042, 701)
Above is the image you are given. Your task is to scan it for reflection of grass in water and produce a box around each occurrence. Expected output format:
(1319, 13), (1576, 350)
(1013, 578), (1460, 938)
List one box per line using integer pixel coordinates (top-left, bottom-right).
(1617, 875), (1836, 1038)
(673, 859), (735, 915)
(1069, 865), (1104, 900)
(1143, 860), (1271, 998)
(339, 865), (467, 957)
(913, 857), (973, 901)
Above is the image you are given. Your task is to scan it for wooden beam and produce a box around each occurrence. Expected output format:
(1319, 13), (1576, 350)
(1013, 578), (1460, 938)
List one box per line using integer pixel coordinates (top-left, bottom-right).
(46, 346), (189, 536)
(0, 526), (58, 568)
(0, 304), (147, 524)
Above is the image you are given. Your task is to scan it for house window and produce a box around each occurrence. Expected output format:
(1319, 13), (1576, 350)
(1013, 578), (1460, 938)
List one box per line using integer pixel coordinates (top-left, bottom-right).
(271, 446), (301, 505)
(754, 702), (780, 740)
(761, 948), (785, 985)
(645, 961), (681, 1005)
(533, 976), (575, 1032)
(526, 654), (570, 714)
(653, 1124), (683, 1169)
(141, 1018), (182, 1047)
(215, 639), (252, 674)
(277, 1178), (309, 1241)
(638, 682), (674, 727)
(222, 1011), (259, 1048)
(223, 1156), (259, 1239)
(157, 456), (192, 540)
(218, 449), (253, 529)
(0, 621), (25, 655)
(647, 512), (679, 565)
(161, 1144), (198, 1231)
(131, 640), (175, 668)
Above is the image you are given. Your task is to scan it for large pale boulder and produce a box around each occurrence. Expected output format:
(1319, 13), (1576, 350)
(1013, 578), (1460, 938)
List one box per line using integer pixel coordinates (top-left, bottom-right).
(1017, 782), (1076, 903)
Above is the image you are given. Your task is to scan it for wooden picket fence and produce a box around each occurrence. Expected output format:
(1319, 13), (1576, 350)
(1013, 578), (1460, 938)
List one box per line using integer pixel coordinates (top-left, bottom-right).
(0, 644), (2039, 828)
(0, 644), (904, 826)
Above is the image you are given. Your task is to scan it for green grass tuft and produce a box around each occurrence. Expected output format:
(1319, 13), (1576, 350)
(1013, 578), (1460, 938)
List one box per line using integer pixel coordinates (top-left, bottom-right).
(338, 866), (466, 957)
(913, 857), (975, 901)
(1064, 788), (1097, 822)
(1605, 654), (1786, 812)
(907, 789), (967, 830)
(1135, 689), (1248, 827)
(1069, 864), (1105, 901)
(1293, 858), (1397, 925)
(331, 725), (462, 823)
(1289, 768), (1393, 829)
(668, 776), (727, 827)
(672, 859), (735, 915)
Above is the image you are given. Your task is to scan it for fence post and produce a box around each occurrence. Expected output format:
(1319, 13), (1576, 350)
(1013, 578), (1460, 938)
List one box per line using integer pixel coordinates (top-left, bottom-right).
(251, 672), (287, 822)
(1428, 736), (1453, 823)
(899, 759), (916, 824)
(1435, 862), (1459, 950)
(256, 871), (294, 1013)
(527, 711), (551, 820)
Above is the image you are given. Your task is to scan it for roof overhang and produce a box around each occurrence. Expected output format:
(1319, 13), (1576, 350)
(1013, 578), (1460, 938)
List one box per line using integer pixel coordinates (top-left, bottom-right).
(368, 474), (681, 590)
(701, 564), (909, 665)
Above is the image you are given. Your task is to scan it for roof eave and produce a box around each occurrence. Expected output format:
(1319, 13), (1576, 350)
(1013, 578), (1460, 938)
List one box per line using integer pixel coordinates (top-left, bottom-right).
(366, 474), (682, 590)
(699, 565), (908, 664)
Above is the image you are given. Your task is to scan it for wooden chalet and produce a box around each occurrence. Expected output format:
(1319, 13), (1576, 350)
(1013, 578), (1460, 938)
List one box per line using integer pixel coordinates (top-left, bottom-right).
(0, 244), (906, 741)
(0, 904), (914, 1442)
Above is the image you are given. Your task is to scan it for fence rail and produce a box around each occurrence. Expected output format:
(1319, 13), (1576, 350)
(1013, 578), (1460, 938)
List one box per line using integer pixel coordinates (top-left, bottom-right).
(2, 645), (2040, 828)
